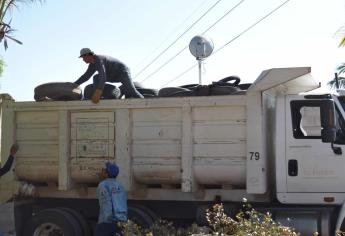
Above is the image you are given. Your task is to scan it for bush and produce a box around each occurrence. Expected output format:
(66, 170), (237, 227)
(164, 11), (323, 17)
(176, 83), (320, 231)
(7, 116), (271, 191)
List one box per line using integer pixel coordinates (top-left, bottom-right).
(119, 202), (321, 236)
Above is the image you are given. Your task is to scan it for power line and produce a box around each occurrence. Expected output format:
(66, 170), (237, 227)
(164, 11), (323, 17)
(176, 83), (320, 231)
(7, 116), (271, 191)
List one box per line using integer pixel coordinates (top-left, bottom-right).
(139, 0), (245, 84)
(201, 0), (244, 34)
(134, 0), (223, 79)
(213, 0), (291, 55)
(162, 0), (291, 87)
(133, 0), (209, 71)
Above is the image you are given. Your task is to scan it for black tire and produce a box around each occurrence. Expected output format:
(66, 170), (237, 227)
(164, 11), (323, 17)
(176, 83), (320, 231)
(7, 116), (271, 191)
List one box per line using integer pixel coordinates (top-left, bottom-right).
(238, 83), (252, 90)
(83, 83), (120, 100)
(158, 87), (191, 97)
(57, 207), (91, 236)
(217, 76), (241, 86)
(136, 88), (158, 97)
(128, 205), (157, 229)
(118, 83), (150, 99)
(34, 82), (82, 101)
(179, 84), (199, 90)
(23, 208), (83, 236)
(210, 86), (239, 95)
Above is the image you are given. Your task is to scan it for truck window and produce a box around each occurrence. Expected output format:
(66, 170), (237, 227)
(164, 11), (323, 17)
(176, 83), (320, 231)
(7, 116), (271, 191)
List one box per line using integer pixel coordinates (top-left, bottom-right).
(290, 100), (345, 144)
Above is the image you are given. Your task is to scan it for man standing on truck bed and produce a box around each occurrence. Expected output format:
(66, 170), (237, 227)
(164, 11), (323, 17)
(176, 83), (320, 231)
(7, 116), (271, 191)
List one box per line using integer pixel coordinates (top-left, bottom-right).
(95, 162), (128, 236)
(74, 48), (144, 103)
(0, 144), (18, 178)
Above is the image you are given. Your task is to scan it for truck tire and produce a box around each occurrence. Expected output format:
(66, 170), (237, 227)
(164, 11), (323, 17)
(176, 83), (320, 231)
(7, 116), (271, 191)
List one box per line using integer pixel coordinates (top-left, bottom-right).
(57, 207), (91, 236)
(128, 205), (157, 229)
(136, 88), (158, 97)
(23, 208), (83, 236)
(238, 83), (252, 90)
(83, 83), (121, 100)
(34, 82), (82, 101)
(217, 75), (241, 86)
(210, 85), (239, 95)
(158, 87), (191, 97)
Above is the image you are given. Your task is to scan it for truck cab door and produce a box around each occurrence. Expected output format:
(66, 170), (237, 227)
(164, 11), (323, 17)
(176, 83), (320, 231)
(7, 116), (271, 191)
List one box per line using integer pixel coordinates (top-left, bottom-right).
(285, 96), (345, 193)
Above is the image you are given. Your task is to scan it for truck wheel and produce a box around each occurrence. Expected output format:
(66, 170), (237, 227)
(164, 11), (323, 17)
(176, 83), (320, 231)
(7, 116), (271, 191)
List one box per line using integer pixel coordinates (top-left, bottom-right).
(128, 205), (157, 229)
(57, 207), (91, 236)
(23, 208), (82, 236)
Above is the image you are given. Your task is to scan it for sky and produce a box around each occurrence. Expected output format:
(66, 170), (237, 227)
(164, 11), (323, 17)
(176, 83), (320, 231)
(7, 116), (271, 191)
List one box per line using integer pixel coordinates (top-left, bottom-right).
(1, 0), (345, 101)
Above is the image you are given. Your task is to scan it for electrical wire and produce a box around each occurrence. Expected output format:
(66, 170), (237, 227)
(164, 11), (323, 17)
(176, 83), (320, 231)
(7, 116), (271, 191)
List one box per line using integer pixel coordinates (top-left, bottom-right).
(139, 0), (245, 84)
(134, 0), (223, 79)
(133, 0), (209, 71)
(162, 0), (291, 87)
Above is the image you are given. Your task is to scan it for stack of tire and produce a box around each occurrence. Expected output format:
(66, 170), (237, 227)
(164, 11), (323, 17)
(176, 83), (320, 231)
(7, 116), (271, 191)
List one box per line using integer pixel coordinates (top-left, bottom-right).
(158, 76), (252, 97)
(33, 76), (251, 101)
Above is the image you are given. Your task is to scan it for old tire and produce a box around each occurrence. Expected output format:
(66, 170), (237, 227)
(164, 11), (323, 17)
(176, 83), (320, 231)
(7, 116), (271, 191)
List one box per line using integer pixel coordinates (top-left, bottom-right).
(23, 208), (83, 236)
(238, 83), (252, 90)
(128, 205), (157, 229)
(136, 88), (158, 97)
(158, 87), (191, 97)
(57, 207), (91, 236)
(210, 85), (239, 95)
(83, 83), (121, 100)
(217, 76), (241, 86)
(34, 82), (82, 101)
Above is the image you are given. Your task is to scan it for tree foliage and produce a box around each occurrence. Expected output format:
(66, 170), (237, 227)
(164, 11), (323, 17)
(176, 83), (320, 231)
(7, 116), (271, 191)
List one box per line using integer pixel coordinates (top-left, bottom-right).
(0, 0), (43, 50)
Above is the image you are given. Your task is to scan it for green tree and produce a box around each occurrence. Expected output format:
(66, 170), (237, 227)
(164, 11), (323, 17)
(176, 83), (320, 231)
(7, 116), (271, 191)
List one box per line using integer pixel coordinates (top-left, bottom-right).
(327, 64), (345, 89)
(0, 0), (43, 50)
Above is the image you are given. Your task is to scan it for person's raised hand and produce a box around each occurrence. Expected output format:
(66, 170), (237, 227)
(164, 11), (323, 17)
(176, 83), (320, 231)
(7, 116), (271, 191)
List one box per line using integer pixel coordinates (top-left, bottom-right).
(10, 144), (19, 156)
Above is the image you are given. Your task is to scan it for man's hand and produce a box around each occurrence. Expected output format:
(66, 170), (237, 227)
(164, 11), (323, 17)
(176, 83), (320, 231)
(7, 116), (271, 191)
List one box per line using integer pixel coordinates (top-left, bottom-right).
(10, 144), (19, 157)
(91, 89), (103, 104)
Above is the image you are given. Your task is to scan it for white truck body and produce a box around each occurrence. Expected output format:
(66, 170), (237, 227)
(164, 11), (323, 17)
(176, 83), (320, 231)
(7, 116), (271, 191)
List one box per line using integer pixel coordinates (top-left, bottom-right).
(1, 67), (344, 235)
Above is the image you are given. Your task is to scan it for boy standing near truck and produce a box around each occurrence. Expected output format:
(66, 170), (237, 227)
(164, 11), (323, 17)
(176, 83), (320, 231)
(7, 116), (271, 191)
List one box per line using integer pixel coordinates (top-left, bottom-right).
(95, 162), (128, 236)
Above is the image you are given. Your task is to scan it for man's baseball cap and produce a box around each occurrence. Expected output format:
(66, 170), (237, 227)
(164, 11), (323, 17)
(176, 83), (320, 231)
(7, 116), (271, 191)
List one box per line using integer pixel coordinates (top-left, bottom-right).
(79, 48), (94, 58)
(105, 162), (119, 178)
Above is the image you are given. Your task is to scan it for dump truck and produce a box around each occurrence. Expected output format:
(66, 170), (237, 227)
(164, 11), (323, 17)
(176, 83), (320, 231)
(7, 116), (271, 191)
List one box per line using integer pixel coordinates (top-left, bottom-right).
(0, 67), (343, 235)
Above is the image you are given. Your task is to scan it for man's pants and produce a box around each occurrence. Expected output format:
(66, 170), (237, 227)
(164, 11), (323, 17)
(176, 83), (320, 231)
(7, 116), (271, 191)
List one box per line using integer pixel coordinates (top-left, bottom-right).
(94, 222), (122, 236)
(93, 73), (143, 99)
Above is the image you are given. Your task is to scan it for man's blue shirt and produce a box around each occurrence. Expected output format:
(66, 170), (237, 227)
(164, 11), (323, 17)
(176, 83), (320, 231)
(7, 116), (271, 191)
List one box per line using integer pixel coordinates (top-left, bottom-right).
(96, 178), (127, 223)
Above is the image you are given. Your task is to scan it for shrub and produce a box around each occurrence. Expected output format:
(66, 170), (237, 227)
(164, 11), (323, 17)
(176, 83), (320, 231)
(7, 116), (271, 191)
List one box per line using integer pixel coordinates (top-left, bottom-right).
(119, 202), (318, 236)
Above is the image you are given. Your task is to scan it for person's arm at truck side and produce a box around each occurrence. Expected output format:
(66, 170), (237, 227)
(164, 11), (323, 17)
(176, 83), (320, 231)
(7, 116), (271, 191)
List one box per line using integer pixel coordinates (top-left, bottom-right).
(0, 144), (18, 177)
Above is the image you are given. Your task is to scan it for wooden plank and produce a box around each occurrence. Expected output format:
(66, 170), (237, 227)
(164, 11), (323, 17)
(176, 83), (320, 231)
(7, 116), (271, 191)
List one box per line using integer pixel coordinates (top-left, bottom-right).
(132, 108), (181, 122)
(16, 143), (58, 158)
(16, 111), (58, 123)
(16, 127), (58, 141)
(58, 110), (72, 190)
(13, 95), (247, 111)
(115, 109), (132, 191)
(194, 143), (245, 157)
(181, 105), (195, 192)
(132, 141), (180, 157)
(193, 106), (245, 121)
(193, 123), (246, 139)
(132, 122), (181, 140)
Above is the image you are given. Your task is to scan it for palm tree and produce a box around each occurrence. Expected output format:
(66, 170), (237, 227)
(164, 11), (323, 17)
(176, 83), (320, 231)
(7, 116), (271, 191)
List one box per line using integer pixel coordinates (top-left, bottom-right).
(0, 0), (43, 50)
(327, 63), (345, 89)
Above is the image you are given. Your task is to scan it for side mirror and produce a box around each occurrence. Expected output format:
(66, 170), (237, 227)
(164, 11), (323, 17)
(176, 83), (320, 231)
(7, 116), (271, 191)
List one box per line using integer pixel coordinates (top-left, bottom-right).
(320, 99), (336, 143)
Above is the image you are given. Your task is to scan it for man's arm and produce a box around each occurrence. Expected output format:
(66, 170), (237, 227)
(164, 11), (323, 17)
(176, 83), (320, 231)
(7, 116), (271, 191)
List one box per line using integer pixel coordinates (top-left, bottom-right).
(0, 144), (18, 177)
(74, 64), (96, 85)
(98, 185), (114, 222)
